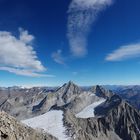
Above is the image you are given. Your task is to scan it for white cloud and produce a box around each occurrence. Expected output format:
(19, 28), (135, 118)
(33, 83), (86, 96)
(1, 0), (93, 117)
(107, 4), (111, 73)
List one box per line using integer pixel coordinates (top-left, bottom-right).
(19, 28), (34, 43)
(0, 28), (51, 77)
(0, 67), (55, 77)
(51, 49), (65, 65)
(105, 42), (140, 61)
(67, 0), (113, 57)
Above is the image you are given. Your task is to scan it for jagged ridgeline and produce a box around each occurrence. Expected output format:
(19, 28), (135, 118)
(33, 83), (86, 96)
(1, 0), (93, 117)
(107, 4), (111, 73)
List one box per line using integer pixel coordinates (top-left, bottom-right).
(0, 81), (140, 140)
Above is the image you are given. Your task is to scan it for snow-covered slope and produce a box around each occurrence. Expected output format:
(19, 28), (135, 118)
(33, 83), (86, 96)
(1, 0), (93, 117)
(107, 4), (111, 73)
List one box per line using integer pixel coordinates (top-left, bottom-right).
(22, 110), (69, 140)
(76, 99), (106, 118)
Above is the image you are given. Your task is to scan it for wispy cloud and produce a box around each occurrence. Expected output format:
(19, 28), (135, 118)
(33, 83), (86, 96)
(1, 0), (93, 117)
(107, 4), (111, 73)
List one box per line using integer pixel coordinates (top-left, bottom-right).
(51, 49), (66, 65)
(105, 42), (140, 61)
(0, 67), (54, 77)
(67, 0), (113, 57)
(0, 28), (53, 77)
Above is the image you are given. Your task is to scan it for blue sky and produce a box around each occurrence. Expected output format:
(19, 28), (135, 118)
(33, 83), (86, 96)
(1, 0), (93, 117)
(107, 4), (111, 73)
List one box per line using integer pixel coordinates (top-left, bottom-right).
(0, 0), (140, 86)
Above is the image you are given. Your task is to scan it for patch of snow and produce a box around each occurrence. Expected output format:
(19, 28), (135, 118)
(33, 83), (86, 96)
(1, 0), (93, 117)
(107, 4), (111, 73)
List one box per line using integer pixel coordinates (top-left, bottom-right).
(20, 86), (26, 89)
(22, 110), (69, 140)
(76, 99), (106, 118)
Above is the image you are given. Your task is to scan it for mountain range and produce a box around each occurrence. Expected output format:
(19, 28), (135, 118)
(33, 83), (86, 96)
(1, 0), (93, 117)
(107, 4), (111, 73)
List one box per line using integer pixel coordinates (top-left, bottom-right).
(0, 82), (140, 140)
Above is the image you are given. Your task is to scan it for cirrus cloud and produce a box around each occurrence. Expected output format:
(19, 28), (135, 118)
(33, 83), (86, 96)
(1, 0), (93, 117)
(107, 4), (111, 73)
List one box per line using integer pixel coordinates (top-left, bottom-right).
(67, 0), (113, 57)
(105, 42), (140, 61)
(0, 28), (53, 77)
(51, 49), (66, 65)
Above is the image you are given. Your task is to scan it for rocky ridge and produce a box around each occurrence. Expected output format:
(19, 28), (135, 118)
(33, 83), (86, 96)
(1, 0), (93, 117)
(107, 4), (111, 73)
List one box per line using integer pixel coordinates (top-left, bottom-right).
(63, 94), (140, 140)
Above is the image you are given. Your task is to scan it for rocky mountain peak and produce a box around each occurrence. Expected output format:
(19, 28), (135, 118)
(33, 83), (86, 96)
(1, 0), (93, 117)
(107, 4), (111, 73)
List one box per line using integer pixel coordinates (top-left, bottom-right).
(91, 85), (113, 98)
(67, 80), (74, 85)
(61, 81), (80, 90)
(55, 81), (82, 104)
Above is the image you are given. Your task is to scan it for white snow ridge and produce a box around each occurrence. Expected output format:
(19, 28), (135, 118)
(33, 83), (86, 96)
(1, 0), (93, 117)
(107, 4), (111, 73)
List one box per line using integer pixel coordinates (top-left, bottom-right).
(22, 110), (69, 140)
(76, 99), (106, 118)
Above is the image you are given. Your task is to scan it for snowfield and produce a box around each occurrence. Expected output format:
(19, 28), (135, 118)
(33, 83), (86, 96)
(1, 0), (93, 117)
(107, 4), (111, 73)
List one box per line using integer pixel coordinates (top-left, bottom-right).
(22, 110), (69, 140)
(76, 99), (106, 118)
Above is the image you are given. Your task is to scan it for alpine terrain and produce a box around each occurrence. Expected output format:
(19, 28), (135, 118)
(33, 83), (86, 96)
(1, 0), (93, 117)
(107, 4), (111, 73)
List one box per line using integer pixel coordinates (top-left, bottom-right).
(0, 82), (140, 140)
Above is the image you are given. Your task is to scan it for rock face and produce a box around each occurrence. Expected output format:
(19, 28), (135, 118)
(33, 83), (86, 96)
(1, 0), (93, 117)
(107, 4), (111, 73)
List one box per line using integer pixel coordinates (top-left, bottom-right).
(56, 81), (82, 105)
(32, 92), (57, 116)
(64, 94), (140, 140)
(0, 87), (53, 120)
(32, 81), (82, 116)
(65, 91), (105, 114)
(91, 85), (113, 98)
(95, 95), (140, 140)
(0, 111), (57, 140)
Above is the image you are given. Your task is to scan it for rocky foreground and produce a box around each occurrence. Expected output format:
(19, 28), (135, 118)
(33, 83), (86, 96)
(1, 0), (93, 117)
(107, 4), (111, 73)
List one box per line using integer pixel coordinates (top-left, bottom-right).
(0, 111), (57, 140)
